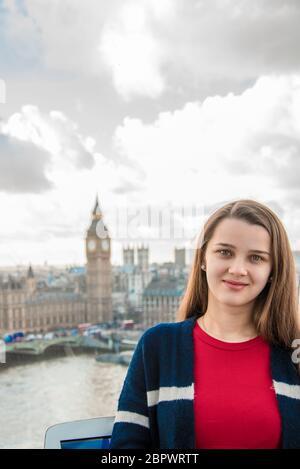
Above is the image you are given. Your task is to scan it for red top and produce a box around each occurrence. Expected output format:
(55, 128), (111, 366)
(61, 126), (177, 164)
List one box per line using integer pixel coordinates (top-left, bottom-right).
(193, 320), (282, 449)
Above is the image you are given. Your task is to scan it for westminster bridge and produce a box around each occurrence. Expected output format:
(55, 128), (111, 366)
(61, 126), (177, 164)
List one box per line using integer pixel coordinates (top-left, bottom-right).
(2, 333), (139, 366)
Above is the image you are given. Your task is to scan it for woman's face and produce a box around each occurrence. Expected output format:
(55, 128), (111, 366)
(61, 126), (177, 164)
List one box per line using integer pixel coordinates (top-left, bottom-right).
(204, 218), (273, 308)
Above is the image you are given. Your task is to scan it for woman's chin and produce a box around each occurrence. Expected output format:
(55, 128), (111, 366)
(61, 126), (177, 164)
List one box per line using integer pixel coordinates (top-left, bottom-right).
(215, 292), (251, 306)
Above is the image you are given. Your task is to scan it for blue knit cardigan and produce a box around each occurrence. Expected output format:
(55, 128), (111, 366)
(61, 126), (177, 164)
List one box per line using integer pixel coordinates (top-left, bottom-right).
(109, 315), (300, 449)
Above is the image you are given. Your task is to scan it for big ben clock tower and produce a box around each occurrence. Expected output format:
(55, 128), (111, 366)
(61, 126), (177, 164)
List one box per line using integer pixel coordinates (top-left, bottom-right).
(85, 195), (112, 324)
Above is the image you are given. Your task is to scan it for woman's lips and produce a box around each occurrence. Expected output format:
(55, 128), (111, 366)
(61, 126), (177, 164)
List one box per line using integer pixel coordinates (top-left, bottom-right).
(223, 280), (248, 290)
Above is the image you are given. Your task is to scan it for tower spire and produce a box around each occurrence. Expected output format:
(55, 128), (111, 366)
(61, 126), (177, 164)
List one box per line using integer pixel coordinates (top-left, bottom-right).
(87, 194), (109, 237)
(92, 194), (102, 220)
(27, 264), (34, 278)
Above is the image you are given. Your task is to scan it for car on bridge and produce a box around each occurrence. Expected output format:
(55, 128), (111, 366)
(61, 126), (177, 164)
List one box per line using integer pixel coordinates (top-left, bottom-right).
(3, 331), (25, 343)
(44, 332), (55, 340)
(24, 334), (36, 342)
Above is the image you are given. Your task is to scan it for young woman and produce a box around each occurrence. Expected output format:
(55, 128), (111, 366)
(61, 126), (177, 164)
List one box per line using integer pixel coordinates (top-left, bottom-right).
(109, 199), (300, 449)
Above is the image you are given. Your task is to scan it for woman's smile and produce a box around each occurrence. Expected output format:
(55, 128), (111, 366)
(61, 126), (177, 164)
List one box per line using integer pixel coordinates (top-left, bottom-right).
(222, 280), (249, 291)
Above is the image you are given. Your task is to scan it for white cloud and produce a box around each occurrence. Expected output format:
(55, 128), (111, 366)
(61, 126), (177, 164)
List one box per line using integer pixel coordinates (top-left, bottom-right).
(2, 0), (175, 99)
(0, 133), (52, 193)
(1, 105), (96, 187)
(113, 74), (300, 208)
(16, 0), (102, 72)
(4, 0), (300, 101)
(99, 1), (173, 100)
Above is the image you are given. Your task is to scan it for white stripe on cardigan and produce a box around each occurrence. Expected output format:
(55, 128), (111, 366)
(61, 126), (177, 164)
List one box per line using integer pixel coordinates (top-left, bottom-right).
(147, 384), (194, 407)
(273, 380), (300, 400)
(114, 410), (150, 429)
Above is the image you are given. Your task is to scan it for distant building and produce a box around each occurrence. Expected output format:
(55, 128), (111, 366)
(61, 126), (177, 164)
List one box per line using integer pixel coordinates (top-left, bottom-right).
(85, 196), (113, 324)
(0, 196), (113, 334)
(112, 244), (153, 317)
(174, 247), (186, 269)
(123, 246), (135, 268)
(142, 273), (187, 329)
(0, 266), (86, 333)
(137, 244), (149, 271)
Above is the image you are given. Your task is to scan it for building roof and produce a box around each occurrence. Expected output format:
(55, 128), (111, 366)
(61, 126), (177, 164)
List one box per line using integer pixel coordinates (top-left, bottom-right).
(25, 291), (84, 304)
(0, 275), (24, 290)
(143, 275), (186, 297)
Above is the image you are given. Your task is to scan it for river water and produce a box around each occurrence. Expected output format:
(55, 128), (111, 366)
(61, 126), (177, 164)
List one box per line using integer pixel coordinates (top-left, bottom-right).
(0, 352), (128, 448)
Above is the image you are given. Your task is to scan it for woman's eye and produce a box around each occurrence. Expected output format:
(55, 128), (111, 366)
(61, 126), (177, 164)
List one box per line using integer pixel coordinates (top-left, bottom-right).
(251, 255), (263, 262)
(217, 250), (263, 262)
(218, 249), (230, 256)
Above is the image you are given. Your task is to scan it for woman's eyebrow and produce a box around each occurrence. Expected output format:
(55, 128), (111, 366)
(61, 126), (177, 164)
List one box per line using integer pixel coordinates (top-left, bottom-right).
(214, 243), (271, 256)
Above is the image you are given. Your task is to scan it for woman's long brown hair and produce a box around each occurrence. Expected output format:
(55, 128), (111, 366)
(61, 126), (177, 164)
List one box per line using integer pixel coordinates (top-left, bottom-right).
(176, 199), (300, 374)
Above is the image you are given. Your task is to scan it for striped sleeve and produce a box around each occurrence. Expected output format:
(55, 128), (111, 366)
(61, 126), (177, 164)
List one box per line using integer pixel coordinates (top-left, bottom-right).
(109, 333), (152, 449)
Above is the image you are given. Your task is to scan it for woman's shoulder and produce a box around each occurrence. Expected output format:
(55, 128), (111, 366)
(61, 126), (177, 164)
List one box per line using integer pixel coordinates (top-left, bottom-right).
(140, 316), (196, 344)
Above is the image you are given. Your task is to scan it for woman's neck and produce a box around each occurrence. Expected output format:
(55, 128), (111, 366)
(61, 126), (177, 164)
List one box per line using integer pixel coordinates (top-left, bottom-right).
(198, 310), (258, 342)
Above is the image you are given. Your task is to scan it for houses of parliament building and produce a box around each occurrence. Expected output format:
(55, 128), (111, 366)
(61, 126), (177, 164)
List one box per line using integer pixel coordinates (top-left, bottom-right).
(0, 198), (113, 335)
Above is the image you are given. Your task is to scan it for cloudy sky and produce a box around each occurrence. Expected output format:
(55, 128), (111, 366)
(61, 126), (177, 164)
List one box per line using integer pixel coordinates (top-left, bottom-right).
(0, 0), (300, 267)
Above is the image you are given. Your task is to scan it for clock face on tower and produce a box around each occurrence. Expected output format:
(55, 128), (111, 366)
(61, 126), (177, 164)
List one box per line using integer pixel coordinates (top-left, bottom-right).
(102, 239), (109, 251)
(87, 239), (96, 252)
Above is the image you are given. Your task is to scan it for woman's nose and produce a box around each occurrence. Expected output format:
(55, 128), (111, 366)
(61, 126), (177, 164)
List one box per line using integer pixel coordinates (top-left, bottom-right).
(228, 261), (248, 276)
